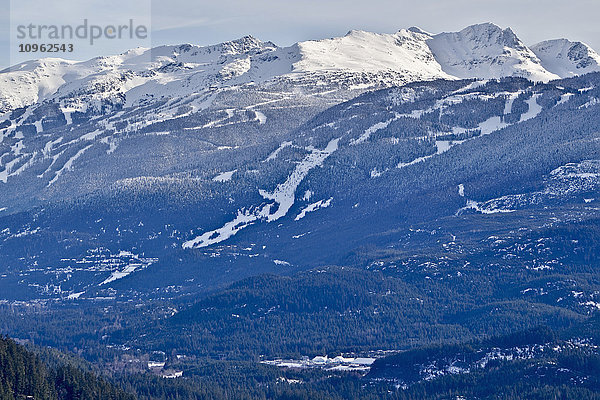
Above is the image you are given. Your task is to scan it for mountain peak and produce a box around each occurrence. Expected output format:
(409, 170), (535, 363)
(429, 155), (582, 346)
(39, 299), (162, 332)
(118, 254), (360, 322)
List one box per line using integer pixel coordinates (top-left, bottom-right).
(222, 35), (276, 54)
(426, 22), (556, 81)
(343, 29), (382, 38)
(531, 38), (600, 77)
(231, 35), (261, 45)
(407, 26), (432, 36)
(463, 22), (502, 31)
(455, 23), (521, 47)
(294, 28), (447, 77)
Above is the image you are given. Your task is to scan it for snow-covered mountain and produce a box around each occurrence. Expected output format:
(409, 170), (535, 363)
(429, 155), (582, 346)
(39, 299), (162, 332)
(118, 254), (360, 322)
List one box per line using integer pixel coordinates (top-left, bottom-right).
(426, 23), (558, 81)
(2, 22), (599, 214)
(0, 37), (288, 114)
(1, 23), (598, 115)
(292, 28), (450, 79)
(531, 39), (600, 78)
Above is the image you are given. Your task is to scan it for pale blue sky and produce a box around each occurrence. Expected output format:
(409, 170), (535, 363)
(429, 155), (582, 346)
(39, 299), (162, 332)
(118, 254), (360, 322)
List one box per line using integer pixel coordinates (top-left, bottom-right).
(2, 0), (600, 69)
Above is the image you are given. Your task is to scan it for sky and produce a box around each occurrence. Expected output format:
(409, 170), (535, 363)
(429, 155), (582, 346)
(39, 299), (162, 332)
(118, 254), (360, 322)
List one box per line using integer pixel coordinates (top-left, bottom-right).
(1, 0), (600, 69)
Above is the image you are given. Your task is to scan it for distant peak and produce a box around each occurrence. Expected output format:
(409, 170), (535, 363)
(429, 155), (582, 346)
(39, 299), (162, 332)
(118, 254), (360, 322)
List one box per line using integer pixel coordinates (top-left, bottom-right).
(530, 38), (600, 75)
(344, 29), (371, 37)
(219, 35), (277, 55)
(462, 22), (503, 32)
(228, 35), (263, 47)
(501, 27), (522, 47)
(460, 22), (513, 38)
(532, 38), (588, 48)
(233, 35), (259, 43)
(531, 38), (597, 57)
(407, 26), (432, 36)
(443, 22), (524, 48)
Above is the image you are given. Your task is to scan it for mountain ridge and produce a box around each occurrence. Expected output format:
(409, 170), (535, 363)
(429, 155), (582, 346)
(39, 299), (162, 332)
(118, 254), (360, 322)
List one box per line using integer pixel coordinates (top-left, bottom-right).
(2, 22), (600, 115)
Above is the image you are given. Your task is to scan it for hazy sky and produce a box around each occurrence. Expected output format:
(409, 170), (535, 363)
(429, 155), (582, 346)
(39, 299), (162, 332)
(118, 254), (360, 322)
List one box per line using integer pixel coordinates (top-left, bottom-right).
(2, 0), (600, 69)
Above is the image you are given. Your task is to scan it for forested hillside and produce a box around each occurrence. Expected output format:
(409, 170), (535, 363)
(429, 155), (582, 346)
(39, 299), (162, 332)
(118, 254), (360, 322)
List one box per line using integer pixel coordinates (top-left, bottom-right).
(0, 336), (134, 400)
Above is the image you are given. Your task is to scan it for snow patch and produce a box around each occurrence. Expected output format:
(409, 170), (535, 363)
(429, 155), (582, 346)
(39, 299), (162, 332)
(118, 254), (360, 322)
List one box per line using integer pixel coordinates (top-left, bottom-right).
(264, 141), (292, 162)
(254, 110), (267, 125)
(519, 94), (543, 122)
(259, 138), (339, 222)
(458, 199), (516, 215)
(295, 198), (333, 220)
(213, 169), (237, 182)
(67, 291), (84, 300)
(100, 263), (144, 285)
(183, 139), (339, 248)
(47, 144), (93, 186)
(350, 119), (393, 145)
